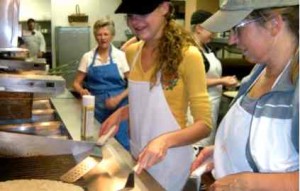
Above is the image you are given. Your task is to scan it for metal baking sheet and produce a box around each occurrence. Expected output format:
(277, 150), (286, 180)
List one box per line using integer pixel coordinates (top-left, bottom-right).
(0, 59), (46, 71)
(0, 131), (94, 159)
(0, 73), (65, 95)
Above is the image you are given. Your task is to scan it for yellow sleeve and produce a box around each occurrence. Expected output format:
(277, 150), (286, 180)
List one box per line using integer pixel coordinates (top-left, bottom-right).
(181, 46), (212, 129)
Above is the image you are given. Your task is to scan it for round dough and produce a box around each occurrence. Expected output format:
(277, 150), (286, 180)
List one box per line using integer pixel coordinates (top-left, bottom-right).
(0, 179), (84, 191)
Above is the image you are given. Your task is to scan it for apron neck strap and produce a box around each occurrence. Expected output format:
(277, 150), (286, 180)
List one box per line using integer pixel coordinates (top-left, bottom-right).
(108, 45), (113, 64)
(92, 45), (113, 66)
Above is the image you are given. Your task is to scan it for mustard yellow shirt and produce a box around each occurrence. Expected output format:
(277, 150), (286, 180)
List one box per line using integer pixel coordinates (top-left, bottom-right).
(126, 41), (212, 129)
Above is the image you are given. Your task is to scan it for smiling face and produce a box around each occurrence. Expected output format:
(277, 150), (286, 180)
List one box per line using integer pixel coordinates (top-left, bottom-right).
(94, 26), (114, 50)
(126, 2), (169, 43)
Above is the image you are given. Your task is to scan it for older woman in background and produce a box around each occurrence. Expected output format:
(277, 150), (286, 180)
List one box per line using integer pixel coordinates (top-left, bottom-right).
(73, 18), (130, 150)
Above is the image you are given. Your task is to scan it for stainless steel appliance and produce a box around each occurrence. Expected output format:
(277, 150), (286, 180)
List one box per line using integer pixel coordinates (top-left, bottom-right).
(55, 26), (90, 88)
(0, 131), (164, 191)
(0, 0), (65, 132)
(0, 0), (19, 48)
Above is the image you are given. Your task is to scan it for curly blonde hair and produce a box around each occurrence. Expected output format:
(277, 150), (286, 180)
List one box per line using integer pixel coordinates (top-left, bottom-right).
(150, 3), (197, 88)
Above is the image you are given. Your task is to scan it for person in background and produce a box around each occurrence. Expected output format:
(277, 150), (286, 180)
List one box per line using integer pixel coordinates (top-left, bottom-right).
(189, 10), (239, 150)
(191, 0), (299, 190)
(120, 36), (138, 51)
(22, 18), (46, 58)
(99, 0), (212, 190)
(73, 18), (130, 150)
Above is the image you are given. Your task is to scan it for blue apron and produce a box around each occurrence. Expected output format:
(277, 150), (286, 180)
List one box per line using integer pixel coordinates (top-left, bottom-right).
(85, 47), (129, 150)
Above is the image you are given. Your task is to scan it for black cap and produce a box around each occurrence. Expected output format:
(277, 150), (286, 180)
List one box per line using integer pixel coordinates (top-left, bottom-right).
(190, 10), (212, 25)
(115, 0), (169, 15)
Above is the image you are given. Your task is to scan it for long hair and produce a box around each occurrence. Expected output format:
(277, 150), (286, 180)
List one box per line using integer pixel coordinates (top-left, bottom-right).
(150, 3), (197, 88)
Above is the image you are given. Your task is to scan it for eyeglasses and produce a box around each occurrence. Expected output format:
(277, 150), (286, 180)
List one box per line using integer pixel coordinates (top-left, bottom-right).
(231, 17), (264, 36)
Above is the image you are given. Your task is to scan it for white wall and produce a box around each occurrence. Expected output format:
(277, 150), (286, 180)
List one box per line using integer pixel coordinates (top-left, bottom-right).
(19, 0), (51, 21)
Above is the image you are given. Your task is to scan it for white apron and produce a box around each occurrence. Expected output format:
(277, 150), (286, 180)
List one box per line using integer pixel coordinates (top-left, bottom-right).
(204, 51), (222, 127)
(128, 46), (194, 190)
(213, 65), (298, 178)
(195, 51), (222, 147)
(213, 96), (253, 179)
(22, 31), (40, 58)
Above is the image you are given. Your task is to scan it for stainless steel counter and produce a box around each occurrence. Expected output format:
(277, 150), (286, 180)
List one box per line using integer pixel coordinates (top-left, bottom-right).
(50, 89), (100, 141)
(50, 89), (165, 190)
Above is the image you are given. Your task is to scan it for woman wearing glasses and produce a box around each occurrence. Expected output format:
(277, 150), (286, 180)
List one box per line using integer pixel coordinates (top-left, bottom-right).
(191, 0), (299, 190)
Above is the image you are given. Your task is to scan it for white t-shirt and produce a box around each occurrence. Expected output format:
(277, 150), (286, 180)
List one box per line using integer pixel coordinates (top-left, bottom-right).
(78, 45), (129, 79)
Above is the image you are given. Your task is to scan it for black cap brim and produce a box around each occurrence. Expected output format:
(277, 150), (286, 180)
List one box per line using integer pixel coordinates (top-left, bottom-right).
(115, 0), (168, 15)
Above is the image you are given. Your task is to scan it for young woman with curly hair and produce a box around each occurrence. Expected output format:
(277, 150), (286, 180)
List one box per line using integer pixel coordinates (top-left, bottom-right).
(99, 0), (212, 190)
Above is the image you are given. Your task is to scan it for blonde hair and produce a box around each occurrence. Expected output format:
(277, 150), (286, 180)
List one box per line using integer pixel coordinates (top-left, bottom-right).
(93, 18), (115, 36)
(150, 3), (197, 88)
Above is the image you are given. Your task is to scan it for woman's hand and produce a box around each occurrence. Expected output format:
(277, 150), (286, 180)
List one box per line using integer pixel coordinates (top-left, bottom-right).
(105, 96), (121, 110)
(80, 88), (90, 96)
(135, 135), (170, 174)
(221, 76), (239, 88)
(105, 89), (128, 110)
(99, 108), (122, 137)
(191, 146), (214, 173)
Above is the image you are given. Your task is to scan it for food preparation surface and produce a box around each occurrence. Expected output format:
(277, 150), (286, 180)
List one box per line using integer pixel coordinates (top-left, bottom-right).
(0, 154), (86, 188)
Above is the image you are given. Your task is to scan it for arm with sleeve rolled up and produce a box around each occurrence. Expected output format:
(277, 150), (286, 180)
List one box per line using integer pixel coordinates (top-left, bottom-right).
(210, 171), (299, 191)
(73, 71), (90, 96)
(73, 53), (90, 96)
(207, 75), (239, 88)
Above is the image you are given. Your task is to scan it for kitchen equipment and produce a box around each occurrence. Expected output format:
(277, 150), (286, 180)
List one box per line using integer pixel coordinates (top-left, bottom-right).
(0, 56), (46, 71)
(0, 73), (65, 95)
(55, 26), (90, 88)
(119, 163), (140, 190)
(0, 92), (33, 120)
(0, 131), (95, 188)
(0, 121), (63, 136)
(0, 0), (19, 48)
(0, 131), (94, 159)
(183, 156), (213, 191)
(60, 125), (117, 183)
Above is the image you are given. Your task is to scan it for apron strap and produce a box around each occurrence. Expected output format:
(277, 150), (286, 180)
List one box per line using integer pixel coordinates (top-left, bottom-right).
(90, 48), (98, 67)
(109, 45), (113, 65)
(245, 137), (259, 172)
